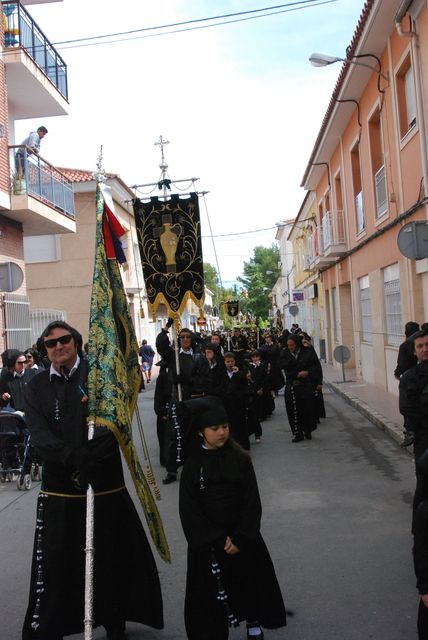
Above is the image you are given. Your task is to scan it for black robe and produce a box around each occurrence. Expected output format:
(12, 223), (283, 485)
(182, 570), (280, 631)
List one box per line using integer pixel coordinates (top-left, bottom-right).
(179, 440), (286, 640)
(280, 346), (322, 436)
(22, 363), (163, 639)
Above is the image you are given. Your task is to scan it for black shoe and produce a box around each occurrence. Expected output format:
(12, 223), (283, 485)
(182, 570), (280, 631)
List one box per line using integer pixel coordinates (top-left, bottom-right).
(247, 630), (264, 639)
(292, 433), (304, 443)
(401, 432), (415, 447)
(304, 432), (312, 440)
(162, 473), (177, 485)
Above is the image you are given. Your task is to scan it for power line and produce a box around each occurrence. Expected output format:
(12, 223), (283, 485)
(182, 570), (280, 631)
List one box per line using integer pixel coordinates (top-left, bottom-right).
(202, 225), (278, 238)
(52, 0), (336, 50)
(54, 1), (325, 45)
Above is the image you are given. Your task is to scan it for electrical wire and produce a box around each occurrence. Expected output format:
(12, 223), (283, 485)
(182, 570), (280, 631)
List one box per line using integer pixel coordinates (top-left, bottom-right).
(53, 0), (326, 45)
(202, 225), (279, 238)
(52, 0), (336, 50)
(201, 192), (225, 293)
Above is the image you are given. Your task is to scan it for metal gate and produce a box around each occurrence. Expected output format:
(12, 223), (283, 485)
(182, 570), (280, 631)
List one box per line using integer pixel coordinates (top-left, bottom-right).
(2, 293), (31, 351)
(30, 308), (66, 345)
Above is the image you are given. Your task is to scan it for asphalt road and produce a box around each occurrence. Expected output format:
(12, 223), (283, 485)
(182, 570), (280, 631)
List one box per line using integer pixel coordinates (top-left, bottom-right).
(0, 383), (418, 640)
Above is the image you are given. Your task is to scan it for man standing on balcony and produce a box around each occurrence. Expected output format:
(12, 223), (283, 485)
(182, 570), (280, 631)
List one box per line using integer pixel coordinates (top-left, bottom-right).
(15, 126), (48, 175)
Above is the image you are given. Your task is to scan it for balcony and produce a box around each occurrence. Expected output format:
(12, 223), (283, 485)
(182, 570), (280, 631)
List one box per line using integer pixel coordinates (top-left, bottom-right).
(308, 228), (334, 268)
(2, 1), (69, 118)
(321, 210), (347, 258)
(8, 145), (76, 235)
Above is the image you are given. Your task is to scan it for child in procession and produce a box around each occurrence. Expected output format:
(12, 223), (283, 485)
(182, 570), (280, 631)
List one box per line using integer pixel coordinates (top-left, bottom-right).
(179, 396), (287, 640)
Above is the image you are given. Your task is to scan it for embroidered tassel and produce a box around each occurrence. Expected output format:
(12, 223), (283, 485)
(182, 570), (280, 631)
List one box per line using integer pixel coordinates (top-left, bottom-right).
(169, 403), (182, 464)
(210, 549), (239, 628)
(199, 466), (205, 491)
(32, 494), (48, 629)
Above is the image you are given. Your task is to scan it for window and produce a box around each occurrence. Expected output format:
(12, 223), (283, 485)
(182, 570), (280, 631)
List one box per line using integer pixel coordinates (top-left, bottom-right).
(331, 287), (339, 343)
(359, 276), (372, 343)
(23, 235), (60, 263)
(369, 107), (387, 218)
(383, 264), (402, 347)
(397, 55), (417, 138)
(351, 142), (365, 233)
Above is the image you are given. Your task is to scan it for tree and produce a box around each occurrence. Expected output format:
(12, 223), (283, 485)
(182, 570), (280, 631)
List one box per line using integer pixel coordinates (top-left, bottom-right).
(237, 245), (280, 322)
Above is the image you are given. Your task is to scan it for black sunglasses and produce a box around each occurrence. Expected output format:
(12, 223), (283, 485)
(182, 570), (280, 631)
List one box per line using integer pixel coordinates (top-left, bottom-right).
(44, 334), (73, 349)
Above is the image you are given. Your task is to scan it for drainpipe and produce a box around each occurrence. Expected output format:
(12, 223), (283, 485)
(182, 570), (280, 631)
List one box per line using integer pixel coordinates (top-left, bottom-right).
(395, 3), (428, 207)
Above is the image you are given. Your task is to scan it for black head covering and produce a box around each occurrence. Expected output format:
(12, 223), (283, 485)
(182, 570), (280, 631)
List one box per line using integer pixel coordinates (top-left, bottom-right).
(183, 396), (228, 431)
(6, 350), (24, 370)
(286, 334), (302, 346)
(405, 321), (420, 338)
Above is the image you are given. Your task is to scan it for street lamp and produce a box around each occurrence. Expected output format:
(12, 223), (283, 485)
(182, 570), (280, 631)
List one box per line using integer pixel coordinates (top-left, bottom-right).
(309, 52), (389, 82)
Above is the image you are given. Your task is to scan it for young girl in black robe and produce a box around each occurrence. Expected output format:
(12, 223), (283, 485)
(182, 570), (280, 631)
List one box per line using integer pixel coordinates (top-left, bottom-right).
(179, 396), (287, 640)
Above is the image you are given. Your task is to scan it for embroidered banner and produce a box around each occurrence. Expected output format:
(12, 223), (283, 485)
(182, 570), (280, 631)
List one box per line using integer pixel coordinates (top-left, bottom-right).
(226, 300), (240, 317)
(88, 183), (170, 562)
(133, 193), (204, 318)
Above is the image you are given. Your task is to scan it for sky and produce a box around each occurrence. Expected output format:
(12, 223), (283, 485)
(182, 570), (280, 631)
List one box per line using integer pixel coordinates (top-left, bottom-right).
(15, 0), (364, 286)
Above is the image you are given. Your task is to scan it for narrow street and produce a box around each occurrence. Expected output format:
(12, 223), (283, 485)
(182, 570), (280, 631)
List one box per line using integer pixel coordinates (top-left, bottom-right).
(0, 383), (418, 639)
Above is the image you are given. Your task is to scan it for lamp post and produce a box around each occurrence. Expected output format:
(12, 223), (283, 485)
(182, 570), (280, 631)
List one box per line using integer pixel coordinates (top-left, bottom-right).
(309, 52), (389, 81)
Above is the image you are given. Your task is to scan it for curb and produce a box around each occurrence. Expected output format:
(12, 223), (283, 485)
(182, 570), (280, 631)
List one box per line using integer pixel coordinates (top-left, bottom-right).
(324, 379), (413, 455)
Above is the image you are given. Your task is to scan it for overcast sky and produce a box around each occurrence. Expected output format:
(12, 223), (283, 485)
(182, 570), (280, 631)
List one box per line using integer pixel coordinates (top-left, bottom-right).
(16, 0), (363, 285)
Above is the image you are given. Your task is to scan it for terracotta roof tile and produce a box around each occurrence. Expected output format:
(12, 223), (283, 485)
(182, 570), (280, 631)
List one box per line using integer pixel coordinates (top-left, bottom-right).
(57, 167), (117, 182)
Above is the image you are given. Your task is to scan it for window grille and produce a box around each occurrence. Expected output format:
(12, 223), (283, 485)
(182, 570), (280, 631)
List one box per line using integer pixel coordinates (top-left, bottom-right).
(383, 279), (402, 347)
(359, 285), (372, 342)
(374, 165), (388, 218)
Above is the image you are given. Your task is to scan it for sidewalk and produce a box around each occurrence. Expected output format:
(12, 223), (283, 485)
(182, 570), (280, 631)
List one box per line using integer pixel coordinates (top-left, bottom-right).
(322, 362), (408, 451)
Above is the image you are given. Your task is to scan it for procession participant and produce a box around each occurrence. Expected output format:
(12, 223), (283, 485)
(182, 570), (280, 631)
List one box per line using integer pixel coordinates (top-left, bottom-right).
(22, 321), (163, 640)
(153, 358), (172, 467)
(230, 327), (249, 367)
(280, 334), (321, 442)
(395, 321), (420, 447)
(247, 351), (267, 443)
(203, 343), (226, 397)
(209, 332), (225, 355)
(156, 319), (210, 484)
(299, 332), (325, 423)
(258, 332), (283, 399)
(179, 396), (287, 640)
(0, 350), (37, 412)
(220, 352), (250, 450)
(399, 330), (428, 521)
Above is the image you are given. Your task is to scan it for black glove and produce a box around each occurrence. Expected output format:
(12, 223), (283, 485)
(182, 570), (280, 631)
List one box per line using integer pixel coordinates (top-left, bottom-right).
(166, 317), (174, 329)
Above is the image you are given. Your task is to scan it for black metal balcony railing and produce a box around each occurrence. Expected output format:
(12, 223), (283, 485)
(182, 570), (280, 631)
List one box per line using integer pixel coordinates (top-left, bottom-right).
(9, 145), (75, 218)
(2, 1), (68, 100)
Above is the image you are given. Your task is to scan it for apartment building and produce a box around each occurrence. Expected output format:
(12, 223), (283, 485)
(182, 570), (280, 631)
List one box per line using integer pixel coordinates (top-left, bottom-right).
(294, 0), (428, 394)
(24, 169), (157, 346)
(0, 0), (75, 351)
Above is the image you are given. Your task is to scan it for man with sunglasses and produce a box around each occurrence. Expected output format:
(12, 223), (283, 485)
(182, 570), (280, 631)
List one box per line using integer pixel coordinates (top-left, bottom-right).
(22, 321), (163, 640)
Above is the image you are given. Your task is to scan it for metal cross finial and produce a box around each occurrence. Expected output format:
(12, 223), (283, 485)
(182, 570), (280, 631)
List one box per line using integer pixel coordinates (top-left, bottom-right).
(93, 145), (106, 183)
(154, 135), (170, 172)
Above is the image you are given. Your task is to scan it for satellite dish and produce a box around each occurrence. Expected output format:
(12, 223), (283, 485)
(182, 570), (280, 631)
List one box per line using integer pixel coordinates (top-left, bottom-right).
(0, 262), (24, 292)
(397, 221), (428, 260)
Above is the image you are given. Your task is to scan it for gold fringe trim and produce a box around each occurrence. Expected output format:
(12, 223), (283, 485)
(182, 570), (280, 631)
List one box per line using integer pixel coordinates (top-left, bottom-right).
(149, 290), (205, 321)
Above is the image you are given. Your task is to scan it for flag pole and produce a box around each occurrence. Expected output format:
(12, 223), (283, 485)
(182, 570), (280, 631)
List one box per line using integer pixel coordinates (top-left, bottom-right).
(84, 419), (95, 640)
(155, 136), (183, 403)
(84, 148), (105, 640)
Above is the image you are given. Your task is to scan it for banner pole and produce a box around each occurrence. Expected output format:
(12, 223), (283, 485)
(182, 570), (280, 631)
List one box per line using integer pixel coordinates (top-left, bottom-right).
(172, 323), (183, 402)
(84, 420), (95, 640)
